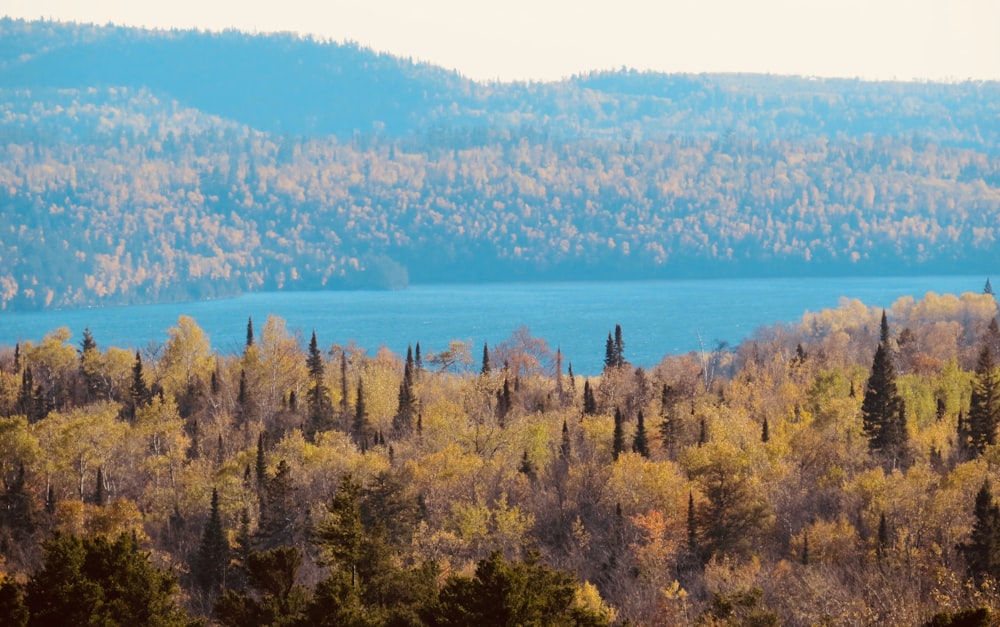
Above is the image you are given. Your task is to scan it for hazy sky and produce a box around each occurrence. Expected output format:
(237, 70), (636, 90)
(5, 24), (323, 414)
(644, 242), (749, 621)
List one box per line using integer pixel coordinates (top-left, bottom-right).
(7, 0), (1000, 83)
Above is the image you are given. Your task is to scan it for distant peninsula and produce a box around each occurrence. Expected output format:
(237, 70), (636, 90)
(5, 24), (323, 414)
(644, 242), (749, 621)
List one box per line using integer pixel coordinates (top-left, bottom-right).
(0, 18), (998, 311)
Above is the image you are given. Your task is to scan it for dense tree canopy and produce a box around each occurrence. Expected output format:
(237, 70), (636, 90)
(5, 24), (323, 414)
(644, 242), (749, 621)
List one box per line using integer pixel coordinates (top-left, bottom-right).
(0, 292), (997, 624)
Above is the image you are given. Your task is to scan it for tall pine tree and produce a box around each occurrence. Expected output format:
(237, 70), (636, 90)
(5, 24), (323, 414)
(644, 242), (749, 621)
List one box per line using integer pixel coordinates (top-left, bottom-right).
(968, 345), (1000, 456)
(612, 408), (626, 460)
(861, 311), (906, 463)
(193, 488), (230, 594)
(305, 332), (333, 440)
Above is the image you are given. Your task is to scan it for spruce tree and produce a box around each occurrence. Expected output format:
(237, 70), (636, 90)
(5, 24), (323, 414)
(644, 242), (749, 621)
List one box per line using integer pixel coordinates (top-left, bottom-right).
(614, 324), (625, 367)
(79, 328), (100, 402)
(339, 352), (349, 415)
(687, 491), (699, 560)
(560, 419), (571, 461)
(861, 324), (904, 458)
(93, 466), (106, 507)
(194, 488), (230, 594)
(306, 331), (333, 439)
(393, 352), (417, 436)
(258, 460), (295, 549)
(583, 380), (597, 415)
(604, 332), (616, 371)
(129, 351), (149, 421)
(0, 464), (36, 537)
(968, 345), (1000, 456)
(353, 378), (370, 447)
(960, 481), (1000, 580)
(761, 417), (770, 443)
(245, 316), (254, 349)
(480, 342), (491, 376)
(612, 408), (626, 460)
(632, 410), (650, 457)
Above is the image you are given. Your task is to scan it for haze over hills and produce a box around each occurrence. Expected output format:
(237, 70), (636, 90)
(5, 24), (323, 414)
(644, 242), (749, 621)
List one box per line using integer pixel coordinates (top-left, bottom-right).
(1, 17), (999, 311)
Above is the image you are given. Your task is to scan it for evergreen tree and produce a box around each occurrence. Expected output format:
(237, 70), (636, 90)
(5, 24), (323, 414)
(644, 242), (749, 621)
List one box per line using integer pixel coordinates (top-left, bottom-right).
(879, 309), (891, 345)
(603, 333), (616, 371)
(861, 334), (904, 459)
(614, 324), (625, 367)
(306, 331), (333, 439)
(194, 488), (230, 595)
(583, 380), (597, 415)
(339, 352), (349, 415)
(414, 342), (423, 372)
(246, 316), (254, 349)
(480, 342), (491, 376)
(801, 531), (810, 565)
(26, 533), (192, 626)
(877, 512), (890, 561)
(93, 466), (106, 507)
(15, 367), (33, 420)
(353, 378), (370, 447)
(632, 410), (650, 457)
(499, 378), (513, 425)
(435, 551), (609, 626)
(968, 345), (1000, 456)
(393, 349), (417, 435)
(258, 460), (296, 549)
(687, 491), (699, 560)
(960, 481), (1000, 581)
(237, 369), (250, 427)
(761, 417), (770, 443)
(518, 451), (537, 481)
(0, 464), (36, 537)
(560, 419), (571, 461)
(79, 328), (100, 402)
(129, 351), (149, 421)
(986, 277), (995, 295)
(698, 416), (707, 446)
(612, 408), (626, 460)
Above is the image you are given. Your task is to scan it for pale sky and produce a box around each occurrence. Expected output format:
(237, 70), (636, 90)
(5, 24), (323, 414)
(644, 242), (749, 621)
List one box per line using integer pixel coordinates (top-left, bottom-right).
(6, 0), (1000, 83)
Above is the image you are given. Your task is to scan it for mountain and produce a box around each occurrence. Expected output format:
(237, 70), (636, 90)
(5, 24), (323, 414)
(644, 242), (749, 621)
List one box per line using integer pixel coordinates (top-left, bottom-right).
(1, 17), (999, 311)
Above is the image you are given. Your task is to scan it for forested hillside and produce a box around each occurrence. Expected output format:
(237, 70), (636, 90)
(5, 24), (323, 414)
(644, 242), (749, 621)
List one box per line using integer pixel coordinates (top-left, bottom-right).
(0, 18), (999, 310)
(1, 291), (1000, 624)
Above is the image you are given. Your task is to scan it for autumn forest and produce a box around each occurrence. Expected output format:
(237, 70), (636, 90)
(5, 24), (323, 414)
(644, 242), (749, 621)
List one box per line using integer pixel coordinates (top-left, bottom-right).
(4, 15), (1000, 627)
(1, 19), (999, 310)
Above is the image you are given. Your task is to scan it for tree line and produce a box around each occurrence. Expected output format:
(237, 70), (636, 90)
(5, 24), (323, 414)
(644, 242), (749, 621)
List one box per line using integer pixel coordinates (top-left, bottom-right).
(1, 290), (1000, 623)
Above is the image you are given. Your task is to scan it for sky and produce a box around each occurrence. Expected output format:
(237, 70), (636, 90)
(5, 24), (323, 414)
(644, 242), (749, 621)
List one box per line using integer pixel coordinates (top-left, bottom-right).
(6, 0), (1000, 83)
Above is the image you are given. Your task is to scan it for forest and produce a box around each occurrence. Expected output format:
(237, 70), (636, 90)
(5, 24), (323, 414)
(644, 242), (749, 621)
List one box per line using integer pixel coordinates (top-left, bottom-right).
(1, 289), (1000, 624)
(1, 19), (1000, 310)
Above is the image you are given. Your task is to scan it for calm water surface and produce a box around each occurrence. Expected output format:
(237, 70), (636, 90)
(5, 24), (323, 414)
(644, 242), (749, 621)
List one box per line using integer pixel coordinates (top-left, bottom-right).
(0, 276), (987, 374)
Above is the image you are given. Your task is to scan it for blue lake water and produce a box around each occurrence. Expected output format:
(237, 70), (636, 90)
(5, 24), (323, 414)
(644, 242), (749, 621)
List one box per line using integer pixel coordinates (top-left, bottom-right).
(0, 276), (988, 374)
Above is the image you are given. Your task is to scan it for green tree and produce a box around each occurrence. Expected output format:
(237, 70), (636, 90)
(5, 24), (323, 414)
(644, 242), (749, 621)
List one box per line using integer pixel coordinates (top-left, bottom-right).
(861, 312), (905, 462)
(393, 346), (417, 436)
(434, 551), (609, 626)
(959, 481), (1000, 581)
(193, 487), (230, 595)
(631, 410), (649, 458)
(612, 408), (626, 461)
(25, 533), (192, 626)
(129, 351), (150, 421)
(305, 331), (333, 440)
(215, 546), (311, 627)
(968, 346), (1000, 456)
(0, 463), (37, 538)
(481, 342), (491, 376)
(257, 460), (296, 550)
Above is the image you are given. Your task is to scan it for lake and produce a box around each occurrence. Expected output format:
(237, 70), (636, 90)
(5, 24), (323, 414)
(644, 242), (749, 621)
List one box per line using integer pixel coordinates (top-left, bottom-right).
(0, 276), (989, 375)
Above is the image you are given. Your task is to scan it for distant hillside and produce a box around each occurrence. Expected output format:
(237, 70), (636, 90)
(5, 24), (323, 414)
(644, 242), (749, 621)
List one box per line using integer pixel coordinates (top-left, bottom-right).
(0, 17), (999, 311)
